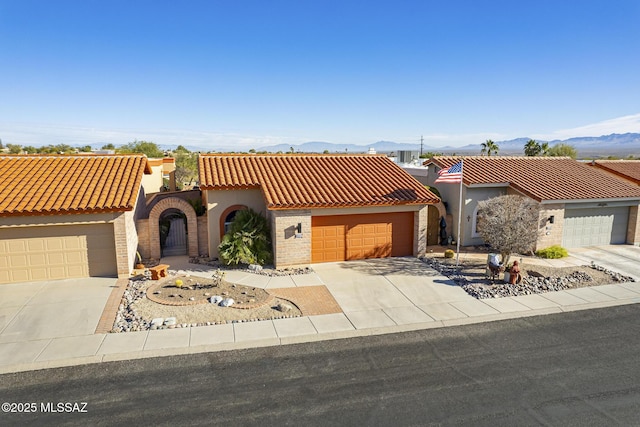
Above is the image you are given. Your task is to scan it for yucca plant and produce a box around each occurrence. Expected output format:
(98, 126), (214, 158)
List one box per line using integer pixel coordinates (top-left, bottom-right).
(218, 209), (272, 266)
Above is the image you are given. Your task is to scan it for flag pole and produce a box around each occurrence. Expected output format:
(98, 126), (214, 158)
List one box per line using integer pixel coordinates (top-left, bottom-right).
(455, 159), (463, 268)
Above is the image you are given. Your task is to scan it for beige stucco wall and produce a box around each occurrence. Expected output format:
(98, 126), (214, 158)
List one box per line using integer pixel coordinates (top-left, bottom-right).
(141, 162), (165, 195)
(0, 213), (118, 228)
(204, 189), (267, 259)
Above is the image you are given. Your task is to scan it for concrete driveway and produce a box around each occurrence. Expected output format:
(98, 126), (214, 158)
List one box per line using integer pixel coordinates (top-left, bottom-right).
(312, 257), (499, 327)
(2, 250), (640, 373)
(0, 277), (116, 365)
(568, 245), (640, 281)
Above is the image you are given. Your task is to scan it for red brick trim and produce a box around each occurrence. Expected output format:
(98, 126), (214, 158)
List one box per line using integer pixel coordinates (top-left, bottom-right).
(95, 278), (129, 334)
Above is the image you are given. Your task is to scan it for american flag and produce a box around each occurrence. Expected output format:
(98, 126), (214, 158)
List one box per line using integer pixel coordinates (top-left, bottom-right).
(434, 161), (463, 183)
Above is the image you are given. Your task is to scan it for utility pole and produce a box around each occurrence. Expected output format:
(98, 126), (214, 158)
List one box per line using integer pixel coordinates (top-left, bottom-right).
(420, 135), (424, 157)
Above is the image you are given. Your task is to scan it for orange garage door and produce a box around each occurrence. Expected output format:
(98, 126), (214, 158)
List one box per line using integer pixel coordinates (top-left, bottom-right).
(311, 212), (414, 263)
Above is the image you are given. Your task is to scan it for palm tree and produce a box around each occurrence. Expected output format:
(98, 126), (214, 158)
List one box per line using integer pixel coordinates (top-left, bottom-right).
(481, 139), (499, 156)
(540, 142), (550, 156)
(524, 139), (540, 156)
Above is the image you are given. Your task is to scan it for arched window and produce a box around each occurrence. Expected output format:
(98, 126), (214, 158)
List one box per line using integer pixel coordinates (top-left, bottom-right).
(219, 205), (248, 238)
(224, 210), (238, 235)
(472, 205), (483, 238)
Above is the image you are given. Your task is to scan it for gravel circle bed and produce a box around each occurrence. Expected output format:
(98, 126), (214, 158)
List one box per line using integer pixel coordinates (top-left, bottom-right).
(112, 272), (302, 333)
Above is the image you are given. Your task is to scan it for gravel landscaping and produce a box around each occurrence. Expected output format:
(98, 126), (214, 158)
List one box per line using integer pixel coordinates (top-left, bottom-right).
(112, 270), (302, 333)
(421, 254), (636, 299)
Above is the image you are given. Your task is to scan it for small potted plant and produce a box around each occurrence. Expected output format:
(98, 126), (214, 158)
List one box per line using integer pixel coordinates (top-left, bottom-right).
(135, 251), (145, 269)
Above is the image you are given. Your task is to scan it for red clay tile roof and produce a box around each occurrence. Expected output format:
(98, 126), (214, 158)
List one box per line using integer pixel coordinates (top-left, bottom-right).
(590, 160), (640, 185)
(0, 155), (152, 216)
(425, 156), (640, 202)
(199, 154), (440, 209)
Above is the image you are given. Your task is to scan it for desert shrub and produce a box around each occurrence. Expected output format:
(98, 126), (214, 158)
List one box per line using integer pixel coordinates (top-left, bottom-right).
(218, 209), (272, 266)
(535, 245), (568, 259)
(477, 195), (540, 266)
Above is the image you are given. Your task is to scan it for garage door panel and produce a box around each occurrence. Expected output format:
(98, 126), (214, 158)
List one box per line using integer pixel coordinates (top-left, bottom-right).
(66, 251), (85, 263)
(10, 255), (28, 267)
(312, 212), (413, 263)
(45, 239), (64, 251)
(311, 224), (345, 263)
(0, 224), (117, 284)
(28, 253), (47, 265)
(563, 207), (629, 248)
(30, 268), (49, 281)
(8, 241), (26, 252)
(47, 252), (65, 264)
(27, 240), (45, 251)
(10, 270), (29, 283)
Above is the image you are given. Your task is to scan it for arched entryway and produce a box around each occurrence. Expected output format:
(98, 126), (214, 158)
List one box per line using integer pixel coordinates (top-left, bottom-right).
(149, 197), (199, 259)
(160, 209), (187, 256)
(426, 202), (448, 246)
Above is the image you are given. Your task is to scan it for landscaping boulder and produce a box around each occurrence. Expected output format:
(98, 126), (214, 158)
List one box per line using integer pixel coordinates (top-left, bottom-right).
(220, 298), (235, 307)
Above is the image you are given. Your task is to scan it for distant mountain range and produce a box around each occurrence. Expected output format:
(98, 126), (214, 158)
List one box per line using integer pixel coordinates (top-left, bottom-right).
(257, 133), (640, 157)
(81, 132), (640, 157)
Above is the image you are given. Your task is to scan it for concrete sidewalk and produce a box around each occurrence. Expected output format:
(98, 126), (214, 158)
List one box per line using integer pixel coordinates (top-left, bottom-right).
(2, 253), (640, 374)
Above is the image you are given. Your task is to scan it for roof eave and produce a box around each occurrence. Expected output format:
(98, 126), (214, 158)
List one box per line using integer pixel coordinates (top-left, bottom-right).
(266, 200), (439, 210)
(541, 197), (640, 204)
(0, 206), (133, 217)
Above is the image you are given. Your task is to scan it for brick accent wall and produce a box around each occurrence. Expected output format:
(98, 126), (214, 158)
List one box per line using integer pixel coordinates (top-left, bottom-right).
(136, 218), (150, 259)
(112, 213), (132, 278)
(536, 203), (565, 250)
(414, 206), (428, 256)
(627, 204), (640, 245)
(197, 216), (209, 256)
(271, 209), (312, 268)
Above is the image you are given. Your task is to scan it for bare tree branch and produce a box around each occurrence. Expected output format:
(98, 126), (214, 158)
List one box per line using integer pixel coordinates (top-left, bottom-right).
(477, 195), (540, 265)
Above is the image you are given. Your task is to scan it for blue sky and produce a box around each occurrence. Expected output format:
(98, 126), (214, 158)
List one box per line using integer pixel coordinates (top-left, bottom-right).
(1, 0), (639, 150)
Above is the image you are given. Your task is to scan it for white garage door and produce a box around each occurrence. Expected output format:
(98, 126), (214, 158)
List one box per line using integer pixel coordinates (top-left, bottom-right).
(562, 206), (629, 248)
(0, 224), (117, 284)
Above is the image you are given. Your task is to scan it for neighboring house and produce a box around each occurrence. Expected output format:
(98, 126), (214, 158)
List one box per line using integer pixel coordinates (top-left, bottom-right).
(589, 160), (640, 186)
(0, 154), (152, 284)
(198, 154), (440, 268)
(423, 156), (640, 250)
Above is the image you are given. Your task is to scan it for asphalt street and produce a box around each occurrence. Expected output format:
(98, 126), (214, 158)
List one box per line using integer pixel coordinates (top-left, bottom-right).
(2, 304), (640, 426)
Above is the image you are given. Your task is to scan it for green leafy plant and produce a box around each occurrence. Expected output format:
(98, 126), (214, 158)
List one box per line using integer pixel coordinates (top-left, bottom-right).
(218, 209), (272, 266)
(187, 197), (206, 216)
(535, 245), (568, 259)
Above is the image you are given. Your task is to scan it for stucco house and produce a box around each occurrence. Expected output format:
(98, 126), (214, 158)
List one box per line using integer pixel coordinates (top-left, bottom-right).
(0, 154), (152, 284)
(423, 156), (640, 250)
(198, 154), (440, 268)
